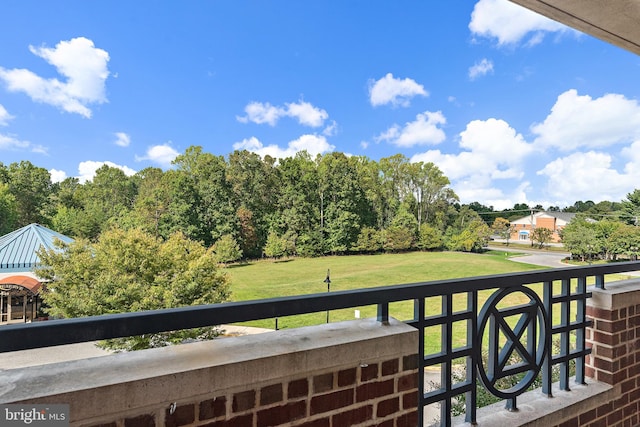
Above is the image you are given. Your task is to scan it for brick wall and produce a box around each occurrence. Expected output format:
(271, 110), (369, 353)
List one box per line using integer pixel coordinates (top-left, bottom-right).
(508, 216), (564, 243)
(121, 354), (419, 427)
(0, 318), (418, 427)
(570, 280), (640, 427)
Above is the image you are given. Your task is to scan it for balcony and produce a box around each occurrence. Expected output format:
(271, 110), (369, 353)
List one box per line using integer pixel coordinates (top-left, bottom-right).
(1, 262), (640, 426)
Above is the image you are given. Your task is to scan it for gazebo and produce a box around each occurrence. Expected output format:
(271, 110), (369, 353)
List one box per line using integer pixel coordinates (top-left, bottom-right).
(0, 224), (74, 324)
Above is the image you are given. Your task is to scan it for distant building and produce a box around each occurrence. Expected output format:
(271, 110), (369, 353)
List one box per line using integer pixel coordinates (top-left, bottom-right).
(509, 211), (576, 243)
(0, 224), (74, 324)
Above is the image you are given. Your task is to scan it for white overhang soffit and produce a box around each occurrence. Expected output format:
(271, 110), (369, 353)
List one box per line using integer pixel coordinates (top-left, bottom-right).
(509, 0), (640, 56)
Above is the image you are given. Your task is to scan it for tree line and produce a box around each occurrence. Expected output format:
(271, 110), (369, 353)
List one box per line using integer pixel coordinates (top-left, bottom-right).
(1, 146), (639, 262)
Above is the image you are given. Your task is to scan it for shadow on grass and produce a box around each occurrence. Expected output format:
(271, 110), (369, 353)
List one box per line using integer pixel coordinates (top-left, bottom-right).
(226, 262), (254, 269)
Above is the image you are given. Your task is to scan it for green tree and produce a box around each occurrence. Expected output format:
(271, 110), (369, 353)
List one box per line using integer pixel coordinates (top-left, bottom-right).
(172, 146), (236, 246)
(530, 227), (553, 249)
(382, 226), (414, 252)
(588, 200), (621, 217)
(378, 154), (409, 228)
(385, 203), (418, 251)
(610, 223), (640, 261)
(7, 161), (52, 226)
(466, 201), (496, 225)
(51, 205), (81, 237)
(74, 165), (137, 239)
(275, 152), (321, 254)
(0, 183), (18, 235)
(49, 177), (84, 237)
(417, 223), (443, 250)
(318, 152), (368, 254)
(594, 219), (623, 260)
(353, 156), (384, 230)
(353, 227), (383, 253)
(407, 162), (455, 228)
(212, 234), (243, 264)
(227, 150), (279, 257)
(236, 207), (258, 258)
(505, 203), (531, 222)
(36, 227), (230, 351)
(446, 216), (490, 253)
(560, 219), (598, 262)
(0, 162), (7, 184)
(621, 189), (640, 225)
(159, 169), (203, 241)
(491, 217), (513, 245)
(125, 167), (171, 239)
(564, 200), (595, 213)
(263, 231), (287, 259)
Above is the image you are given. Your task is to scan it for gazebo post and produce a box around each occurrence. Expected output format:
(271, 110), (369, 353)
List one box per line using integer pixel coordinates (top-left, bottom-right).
(23, 294), (27, 322)
(0, 294), (3, 323)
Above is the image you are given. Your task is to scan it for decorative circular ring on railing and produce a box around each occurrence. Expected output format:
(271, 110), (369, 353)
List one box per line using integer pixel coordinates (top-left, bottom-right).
(476, 286), (549, 400)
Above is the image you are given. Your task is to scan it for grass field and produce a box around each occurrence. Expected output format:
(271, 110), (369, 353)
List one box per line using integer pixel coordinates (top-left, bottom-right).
(227, 250), (640, 354)
(225, 250), (635, 354)
(226, 250), (545, 331)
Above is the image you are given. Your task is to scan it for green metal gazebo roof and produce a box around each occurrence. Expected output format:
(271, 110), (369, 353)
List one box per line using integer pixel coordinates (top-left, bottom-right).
(0, 224), (74, 273)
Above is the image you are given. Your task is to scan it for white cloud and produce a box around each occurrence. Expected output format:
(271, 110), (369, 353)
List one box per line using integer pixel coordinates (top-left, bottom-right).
(114, 132), (131, 147)
(77, 160), (136, 183)
(236, 102), (282, 126)
(135, 143), (180, 167)
(537, 151), (640, 205)
(0, 133), (30, 150)
(285, 100), (328, 127)
(453, 179), (531, 211)
(622, 140), (640, 176)
(411, 150), (474, 182)
(233, 134), (334, 159)
(532, 89), (640, 151)
(468, 58), (494, 80)
(30, 144), (48, 155)
(49, 169), (67, 183)
(0, 104), (14, 126)
(469, 0), (570, 46)
(411, 118), (534, 209)
(0, 37), (110, 118)
(376, 111), (446, 147)
(0, 131), (47, 154)
(237, 99), (329, 127)
(368, 73), (428, 107)
(323, 120), (338, 136)
(459, 118), (533, 165)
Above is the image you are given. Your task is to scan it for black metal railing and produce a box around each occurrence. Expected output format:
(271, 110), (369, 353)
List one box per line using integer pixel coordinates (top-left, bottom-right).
(1, 262), (640, 426)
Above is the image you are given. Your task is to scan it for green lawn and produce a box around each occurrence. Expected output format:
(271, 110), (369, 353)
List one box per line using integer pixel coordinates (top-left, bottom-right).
(225, 251), (545, 330)
(225, 250), (633, 353)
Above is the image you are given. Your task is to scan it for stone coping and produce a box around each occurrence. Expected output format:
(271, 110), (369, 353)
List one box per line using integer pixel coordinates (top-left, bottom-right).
(589, 277), (640, 310)
(452, 378), (615, 426)
(0, 317), (416, 410)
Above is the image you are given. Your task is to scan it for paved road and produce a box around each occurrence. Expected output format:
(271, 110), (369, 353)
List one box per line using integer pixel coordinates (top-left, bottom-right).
(489, 243), (640, 276)
(488, 244), (571, 269)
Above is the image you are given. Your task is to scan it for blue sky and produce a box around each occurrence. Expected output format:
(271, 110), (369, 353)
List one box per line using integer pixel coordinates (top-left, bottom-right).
(1, 0), (640, 210)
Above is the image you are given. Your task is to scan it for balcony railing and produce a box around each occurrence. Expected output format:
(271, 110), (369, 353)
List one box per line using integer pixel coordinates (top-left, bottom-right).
(2, 261), (640, 427)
